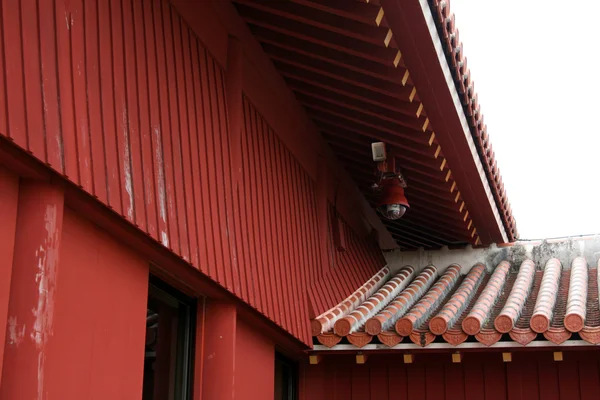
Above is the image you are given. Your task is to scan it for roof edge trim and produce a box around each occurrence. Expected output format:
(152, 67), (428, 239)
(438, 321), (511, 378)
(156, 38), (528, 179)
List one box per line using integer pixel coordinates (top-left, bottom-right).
(416, 0), (508, 243)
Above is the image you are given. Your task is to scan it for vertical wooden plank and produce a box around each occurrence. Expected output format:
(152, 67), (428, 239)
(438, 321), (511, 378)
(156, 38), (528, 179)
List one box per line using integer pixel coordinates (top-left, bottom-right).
(167, 8), (190, 262)
(369, 364), (389, 400)
(444, 362), (466, 400)
(239, 99), (260, 308)
(484, 360), (507, 400)
(298, 166), (319, 335)
(520, 358), (540, 400)
(464, 360), (485, 400)
(558, 361), (580, 399)
(248, 106), (273, 317)
(388, 364), (408, 400)
(1, 0), (27, 146)
(261, 122), (284, 328)
(303, 362), (325, 400)
(154, 0), (178, 250)
(189, 35), (212, 271)
(70, 0), (93, 192)
(97, 0), (121, 212)
(333, 363), (352, 400)
(580, 358), (600, 400)
(214, 65), (235, 291)
(111, 0), (135, 222)
(84, 0), (107, 202)
(0, 2), (6, 137)
(425, 363), (445, 400)
(193, 43), (217, 274)
(284, 148), (305, 337)
(122, 0), (146, 231)
(537, 358), (559, 400)
(278, 139), (300, 331)
(132, 0), (157, 238)
(505, 359), (523, 400)
(21, 0), (45, 158)
(292, 161), (314, 341)
(406, 364), (427, 400)
(198, 46), (222, 280)
(145, 0), (169, 246)
(224, 35), (245, 299)
(180, 23), (200, 268)
(351, 365), (371, 400)
(38, 0), (64, 172)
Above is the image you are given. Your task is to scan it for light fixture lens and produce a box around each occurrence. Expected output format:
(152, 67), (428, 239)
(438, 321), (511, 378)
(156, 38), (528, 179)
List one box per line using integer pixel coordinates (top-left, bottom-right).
(379, 204), (407, 220)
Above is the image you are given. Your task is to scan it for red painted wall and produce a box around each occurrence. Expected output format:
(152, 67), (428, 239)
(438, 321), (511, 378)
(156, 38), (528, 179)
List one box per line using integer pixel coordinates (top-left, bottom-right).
(0, 0), (386, 346)
(302, 352), (600, 400)
(0, 180), (149, 399)
(0, 167), (18, 382)
(235, 319), (275, 400)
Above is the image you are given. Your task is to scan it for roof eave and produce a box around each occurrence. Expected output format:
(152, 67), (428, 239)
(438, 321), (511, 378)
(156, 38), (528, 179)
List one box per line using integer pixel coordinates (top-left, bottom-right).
(380, 0), (508, 245)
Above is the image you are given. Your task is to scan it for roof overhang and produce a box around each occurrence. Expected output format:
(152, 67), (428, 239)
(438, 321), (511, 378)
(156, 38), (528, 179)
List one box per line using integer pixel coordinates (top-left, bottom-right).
(233, 0), (517, 249)
(380, 0), (509, 245)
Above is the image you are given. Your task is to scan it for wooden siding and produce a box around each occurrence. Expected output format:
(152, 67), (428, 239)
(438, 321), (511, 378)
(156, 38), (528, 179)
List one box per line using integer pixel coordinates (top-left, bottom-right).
(0, 0), (386, 346)
(303, 352), (600, 400)
(308, 207), (385, 317)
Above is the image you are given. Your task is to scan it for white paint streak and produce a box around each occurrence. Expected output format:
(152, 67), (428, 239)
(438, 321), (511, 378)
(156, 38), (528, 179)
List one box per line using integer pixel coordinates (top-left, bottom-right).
(161, 231), (169, 248)
(154, 125), (169, 246)
(29, 204), (60, 400)
(122, 106), (134, 220)
(7, 316), (26, 346)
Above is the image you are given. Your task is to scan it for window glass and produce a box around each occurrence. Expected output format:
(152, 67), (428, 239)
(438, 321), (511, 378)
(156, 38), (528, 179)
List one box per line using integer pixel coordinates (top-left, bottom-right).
(143, 279), (195, 400)
(274, 353), (298, 400)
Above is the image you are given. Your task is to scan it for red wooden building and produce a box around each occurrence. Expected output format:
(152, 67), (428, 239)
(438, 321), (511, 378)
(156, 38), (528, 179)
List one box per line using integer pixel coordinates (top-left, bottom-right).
(0, 0), (597, 399)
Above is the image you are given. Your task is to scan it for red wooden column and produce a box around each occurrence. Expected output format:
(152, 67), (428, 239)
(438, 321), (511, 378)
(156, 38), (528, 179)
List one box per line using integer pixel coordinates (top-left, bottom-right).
(0, 180), (65, 400)
(0, 167), (19, 382)
(200, 300), (237, 400)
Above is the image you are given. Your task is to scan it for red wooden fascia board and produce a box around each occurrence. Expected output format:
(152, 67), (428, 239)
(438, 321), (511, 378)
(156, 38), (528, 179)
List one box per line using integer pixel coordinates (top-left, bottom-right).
(380, 0), (508, 245)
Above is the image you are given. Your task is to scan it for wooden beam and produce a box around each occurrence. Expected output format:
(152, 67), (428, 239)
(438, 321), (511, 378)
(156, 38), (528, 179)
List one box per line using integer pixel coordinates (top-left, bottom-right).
(262, 42), (409, 95)
(317, 118), (431, 157)
(234, 0), (392, 47)
(236, 5), (399, 65)
(303, 106), (426, 147)
(274, 60), (413, 102)
(292, 89), (427, 133)
(289, 0), (386, 27)
(356, 354), (368, 364)
(309, 355), (323, 365)
(249, 26), (405, 83)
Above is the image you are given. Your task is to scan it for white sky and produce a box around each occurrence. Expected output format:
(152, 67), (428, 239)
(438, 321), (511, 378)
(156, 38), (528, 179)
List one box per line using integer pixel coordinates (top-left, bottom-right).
(450, 0), (600, 239)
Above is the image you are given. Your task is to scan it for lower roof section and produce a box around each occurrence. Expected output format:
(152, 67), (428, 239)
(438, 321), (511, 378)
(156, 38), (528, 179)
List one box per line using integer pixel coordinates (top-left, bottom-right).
(311, 237), (600, 350)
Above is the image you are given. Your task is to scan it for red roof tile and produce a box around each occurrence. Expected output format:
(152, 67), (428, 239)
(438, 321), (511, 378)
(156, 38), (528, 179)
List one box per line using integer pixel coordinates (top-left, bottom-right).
(312, 258), (600, 348)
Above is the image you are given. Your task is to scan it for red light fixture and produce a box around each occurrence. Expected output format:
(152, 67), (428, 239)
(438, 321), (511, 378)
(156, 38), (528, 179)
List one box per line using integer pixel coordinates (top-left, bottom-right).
(371, 142), (410, 220)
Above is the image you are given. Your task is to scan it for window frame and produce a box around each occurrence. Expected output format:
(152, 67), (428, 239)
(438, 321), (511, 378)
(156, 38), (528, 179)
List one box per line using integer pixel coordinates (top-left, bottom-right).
(146, 276), (197, 400)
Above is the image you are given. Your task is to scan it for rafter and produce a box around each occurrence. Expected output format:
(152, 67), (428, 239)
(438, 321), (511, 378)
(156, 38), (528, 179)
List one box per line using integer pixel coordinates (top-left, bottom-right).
(234, 0), (392, 47)
(249, 26), (405, 83)
(236, 6), (400, 65)
(275, 60), (413, 103)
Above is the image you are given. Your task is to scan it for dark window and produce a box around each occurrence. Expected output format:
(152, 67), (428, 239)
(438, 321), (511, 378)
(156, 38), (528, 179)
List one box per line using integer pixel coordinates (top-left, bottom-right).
(143, 278), (195, 400)
(274, 353), (298, 400)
